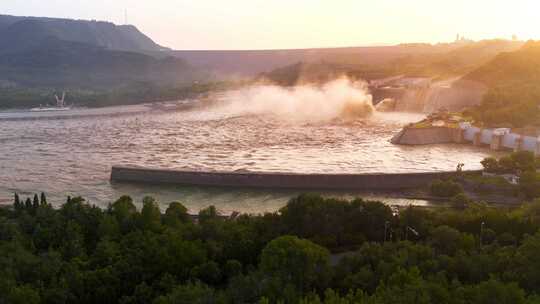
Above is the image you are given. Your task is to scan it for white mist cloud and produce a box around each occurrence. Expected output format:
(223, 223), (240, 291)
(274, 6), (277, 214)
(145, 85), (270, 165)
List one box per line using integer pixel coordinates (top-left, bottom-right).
(207, 78), (375, 123)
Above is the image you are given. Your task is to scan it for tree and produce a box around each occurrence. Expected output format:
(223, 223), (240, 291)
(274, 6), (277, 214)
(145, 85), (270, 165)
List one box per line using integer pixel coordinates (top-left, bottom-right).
(191, 261), (222, 285)
(374, 267), (433, 304)
(153, 282), (220, 304)
(98, 214), (120, 239)
(24, 197), (32, 210)
(468, 279), (526, 304)
(429, 226), (462, 255)
(121, 281), (154, 304)
(224, 259), (243, 279)
(40, 192), (48, 206)
(514, 232), (540, 291)
(430, 180), (463, 197)
(111, 195), (137, 221)
(198, 206), (219, 224)
(164, 202), (189, 226)
(511, 151), (536, 172)
(260, 235), (330, 291)
(6, 285), (41, 304)
(141, 196), (162, 232)
(62, 220), (86, 259)
(111, 195), (138, 232)
(498, 156), (515, 174)
(32, 194), (40, 210)
(13, 193), (22, 212)
(481, 157), (499, 173)
(452, 193), (472, 210)
(519, 171), (540, 199)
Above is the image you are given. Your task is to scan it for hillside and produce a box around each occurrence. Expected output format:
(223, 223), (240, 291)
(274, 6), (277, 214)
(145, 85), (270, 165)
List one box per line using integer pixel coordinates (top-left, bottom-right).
(0, 38), (201, 89)
(391, 39), (523, 78)
(466, 41), (540, 87)
(172, 43), (461, 77)
(465, 41), (540, 128)
(0, 15), (189, 91)
(0, 15), (167, 53)
(0, 15), (212, 108)
(259, 40), (523, 86)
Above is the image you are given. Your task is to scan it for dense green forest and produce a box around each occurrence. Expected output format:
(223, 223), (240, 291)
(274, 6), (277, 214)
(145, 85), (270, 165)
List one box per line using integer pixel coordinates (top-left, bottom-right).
(2, 191), (540, 303)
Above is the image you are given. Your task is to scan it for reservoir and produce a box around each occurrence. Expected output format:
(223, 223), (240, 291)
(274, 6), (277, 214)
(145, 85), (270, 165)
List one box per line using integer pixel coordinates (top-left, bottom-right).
(0, 95), (496, 213)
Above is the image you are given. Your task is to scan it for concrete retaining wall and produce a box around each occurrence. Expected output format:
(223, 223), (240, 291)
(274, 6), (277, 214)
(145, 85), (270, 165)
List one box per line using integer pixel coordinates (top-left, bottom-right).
(395, 125), (540, 155)
(111, 166), (475, 190)
(391, 127), (454, 145)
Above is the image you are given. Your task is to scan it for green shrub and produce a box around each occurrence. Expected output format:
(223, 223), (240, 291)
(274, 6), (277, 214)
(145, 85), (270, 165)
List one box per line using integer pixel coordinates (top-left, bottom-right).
(430, 179), (464, 197)
(452, 193), (472, 209)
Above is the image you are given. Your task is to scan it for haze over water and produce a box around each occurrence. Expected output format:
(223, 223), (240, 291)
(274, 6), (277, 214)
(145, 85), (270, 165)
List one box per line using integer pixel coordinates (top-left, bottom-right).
(0, 89), (497, 213)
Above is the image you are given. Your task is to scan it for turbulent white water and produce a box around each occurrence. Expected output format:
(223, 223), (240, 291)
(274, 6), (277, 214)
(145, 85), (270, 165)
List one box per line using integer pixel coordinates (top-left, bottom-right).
(0, 88), (496, 213)
(208, 79), (375, 123)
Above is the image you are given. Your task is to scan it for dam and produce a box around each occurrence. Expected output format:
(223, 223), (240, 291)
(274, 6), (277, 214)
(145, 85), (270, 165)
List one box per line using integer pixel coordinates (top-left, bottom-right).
(393, 123), (540, 156)
(371, 77), (487, 113)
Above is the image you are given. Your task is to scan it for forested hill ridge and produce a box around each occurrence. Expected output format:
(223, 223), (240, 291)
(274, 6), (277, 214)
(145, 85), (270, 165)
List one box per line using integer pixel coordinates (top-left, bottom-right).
(0, 15), (214, 108)
(466, 40), (540, 87)
(171, 43), (461, 77)
(464, 41), (540, 128)
(0, 38), (201, 89)
(0, 15), (167, 54)
(258, 39), (523, 86)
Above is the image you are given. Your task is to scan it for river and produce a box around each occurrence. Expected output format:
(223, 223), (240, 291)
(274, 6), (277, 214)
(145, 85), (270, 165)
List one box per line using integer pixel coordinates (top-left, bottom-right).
(0, 98), (496, 214)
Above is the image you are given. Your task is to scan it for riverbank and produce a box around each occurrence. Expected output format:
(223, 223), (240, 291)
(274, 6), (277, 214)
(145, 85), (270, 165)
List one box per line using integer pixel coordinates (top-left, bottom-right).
(0, 81), (246, 110)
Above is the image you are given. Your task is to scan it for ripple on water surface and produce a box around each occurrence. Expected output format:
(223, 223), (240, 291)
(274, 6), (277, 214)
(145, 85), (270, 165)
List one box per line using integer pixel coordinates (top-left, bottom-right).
(0, 104), (497, 212)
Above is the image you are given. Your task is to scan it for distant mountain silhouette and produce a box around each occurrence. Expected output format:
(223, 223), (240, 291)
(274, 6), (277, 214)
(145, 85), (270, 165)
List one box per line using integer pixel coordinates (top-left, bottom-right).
(0, 37), (203, 88)
(258, 40), (524, 85)
(171, 44), (457, 77)
(0, 15), (206, 90)
(0, 15), (167, 54)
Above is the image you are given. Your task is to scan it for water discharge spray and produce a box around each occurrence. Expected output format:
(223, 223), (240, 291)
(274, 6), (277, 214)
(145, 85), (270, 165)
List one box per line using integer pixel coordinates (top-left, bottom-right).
(208, 78), (375, 123)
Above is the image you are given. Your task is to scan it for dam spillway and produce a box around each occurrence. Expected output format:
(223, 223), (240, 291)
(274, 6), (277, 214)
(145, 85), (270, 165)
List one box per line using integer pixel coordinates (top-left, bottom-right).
(392, 124), (540, 156)
(111, 166), (478, 190)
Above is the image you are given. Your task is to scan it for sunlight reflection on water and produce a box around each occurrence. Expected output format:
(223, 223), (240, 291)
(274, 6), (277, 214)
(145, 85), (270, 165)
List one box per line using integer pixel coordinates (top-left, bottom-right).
(0, 101), (496, 213)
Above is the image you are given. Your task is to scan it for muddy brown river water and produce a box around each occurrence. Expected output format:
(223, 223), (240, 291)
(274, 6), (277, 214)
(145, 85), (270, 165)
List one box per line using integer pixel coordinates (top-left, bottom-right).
(0, 98), (496, 214)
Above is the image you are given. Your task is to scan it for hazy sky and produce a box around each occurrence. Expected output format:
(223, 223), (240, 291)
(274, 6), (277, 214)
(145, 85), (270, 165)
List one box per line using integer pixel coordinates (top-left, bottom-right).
(2, 0), (539, 50)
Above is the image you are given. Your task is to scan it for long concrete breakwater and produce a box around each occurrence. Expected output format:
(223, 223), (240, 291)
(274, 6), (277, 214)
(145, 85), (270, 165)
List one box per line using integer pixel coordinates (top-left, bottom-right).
(111, 166), (479, 190)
